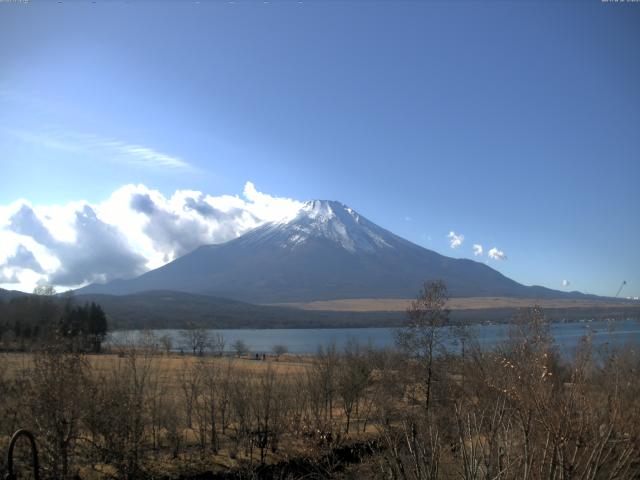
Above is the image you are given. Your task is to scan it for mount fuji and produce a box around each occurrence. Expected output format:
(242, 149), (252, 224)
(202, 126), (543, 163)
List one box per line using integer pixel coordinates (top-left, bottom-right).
(76, 200), (586, 303)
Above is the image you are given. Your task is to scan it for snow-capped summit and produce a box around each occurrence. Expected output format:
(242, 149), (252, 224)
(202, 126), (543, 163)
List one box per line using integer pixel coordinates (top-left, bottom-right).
(252, 200), (391, 253)
(300, 199), (341, 221)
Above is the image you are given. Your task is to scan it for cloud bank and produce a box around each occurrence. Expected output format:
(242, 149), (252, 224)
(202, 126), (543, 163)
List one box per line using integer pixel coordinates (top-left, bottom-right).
(0, 182), (302, 292)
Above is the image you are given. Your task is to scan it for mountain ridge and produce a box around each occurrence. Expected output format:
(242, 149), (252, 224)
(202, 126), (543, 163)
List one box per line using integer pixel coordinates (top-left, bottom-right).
(76, 200), (597, 303)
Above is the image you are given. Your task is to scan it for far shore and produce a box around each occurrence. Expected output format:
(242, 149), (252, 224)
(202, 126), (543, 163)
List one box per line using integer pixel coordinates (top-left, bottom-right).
(270, 296), (640, 312)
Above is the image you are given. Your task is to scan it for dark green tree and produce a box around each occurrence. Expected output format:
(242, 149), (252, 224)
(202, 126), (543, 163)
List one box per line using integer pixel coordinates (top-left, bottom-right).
(88, 302), (108, 353)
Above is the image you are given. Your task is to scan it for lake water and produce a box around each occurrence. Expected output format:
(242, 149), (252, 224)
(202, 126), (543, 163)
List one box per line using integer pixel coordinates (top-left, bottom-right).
(108, 319), (640, 356)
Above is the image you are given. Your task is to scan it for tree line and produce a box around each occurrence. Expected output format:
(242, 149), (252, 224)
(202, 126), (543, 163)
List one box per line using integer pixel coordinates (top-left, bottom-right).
(0, 287), (108, 353)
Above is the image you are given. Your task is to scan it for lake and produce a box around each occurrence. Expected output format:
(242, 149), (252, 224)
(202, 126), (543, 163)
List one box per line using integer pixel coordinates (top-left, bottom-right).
(108, 318), (640, 356)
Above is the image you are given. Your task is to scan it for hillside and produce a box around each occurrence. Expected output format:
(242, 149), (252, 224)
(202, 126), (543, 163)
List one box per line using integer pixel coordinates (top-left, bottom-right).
(74, 290), (400, 329)
(0, 288), (30, 302)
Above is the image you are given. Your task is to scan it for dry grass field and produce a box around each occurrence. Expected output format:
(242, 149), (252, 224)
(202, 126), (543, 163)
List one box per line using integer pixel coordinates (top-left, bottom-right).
(272, 296), (640, 312)
(0, 349), (379, 478)
(0, 350), (312, 380)
(1, 305), (639, 479)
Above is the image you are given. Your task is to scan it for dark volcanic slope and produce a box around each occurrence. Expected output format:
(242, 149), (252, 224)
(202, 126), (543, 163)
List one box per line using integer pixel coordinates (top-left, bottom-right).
(77, 200), (594, 303)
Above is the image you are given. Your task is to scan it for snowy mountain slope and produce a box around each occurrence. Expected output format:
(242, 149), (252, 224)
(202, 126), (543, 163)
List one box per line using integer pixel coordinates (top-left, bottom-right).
(236, 200), (394, 253)
(76, 200), (591, 303)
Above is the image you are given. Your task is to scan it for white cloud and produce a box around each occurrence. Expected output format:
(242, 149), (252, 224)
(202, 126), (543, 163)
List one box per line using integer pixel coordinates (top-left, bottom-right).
(447, 231), (464, 249)
(5, 128), (192, 170)
(472, 244), (483, 256)
(562, 279), (570, 287)
(0, 182), (304, 292)
(242, 182), (303, 222)
(488, 247), (507, 261)
(106, 142), (190, 169)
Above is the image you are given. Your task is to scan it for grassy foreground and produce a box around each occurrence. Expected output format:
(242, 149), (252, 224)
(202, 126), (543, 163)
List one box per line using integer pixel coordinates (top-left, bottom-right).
(1, 307), (639, 479)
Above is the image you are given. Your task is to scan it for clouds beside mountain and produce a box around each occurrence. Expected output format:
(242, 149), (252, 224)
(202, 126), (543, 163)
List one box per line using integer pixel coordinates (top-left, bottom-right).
(3, 244), (45, 273)
(0, 182), (303, 291)
(76, 200), (577, 303)
(0, 182), (511, 293)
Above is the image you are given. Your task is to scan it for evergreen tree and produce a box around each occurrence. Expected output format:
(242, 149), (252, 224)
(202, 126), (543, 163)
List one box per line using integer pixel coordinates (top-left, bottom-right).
(88, 302), (108, 352)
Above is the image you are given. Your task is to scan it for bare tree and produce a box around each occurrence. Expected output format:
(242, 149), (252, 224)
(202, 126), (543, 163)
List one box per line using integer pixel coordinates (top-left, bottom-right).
(180, 323), (210, 356)
(159, 334), (173, 355)
(306, 342), (339, 437)
(138, 329), (159, 353)
(32, 285), (57, 296)
(232, 339), (249, 357)
(337, 340), (371, 434)
(252, 367), (286, 464)
(146, 356), (166, 451)
(272, 344), (288, 359)
(395, 279), (449, 414)
(228, 372), (252, 459)
(218, 358), (235, 435)
(210, 332), (226, 357)
(197, 358), (222, 452)
(28, 350), (90, 479)
(179, 359), (201, 429)
(83, 347), (154, 479)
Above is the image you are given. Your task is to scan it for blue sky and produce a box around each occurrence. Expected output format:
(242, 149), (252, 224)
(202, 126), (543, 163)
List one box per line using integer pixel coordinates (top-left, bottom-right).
(0, 1), (639, 297)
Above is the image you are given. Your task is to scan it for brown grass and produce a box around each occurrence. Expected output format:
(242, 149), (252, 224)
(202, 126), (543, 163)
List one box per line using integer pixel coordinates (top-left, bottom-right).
(270, 296), (638, 312)
(0, 351), (311, 382)
(0, 351), (347, 477)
